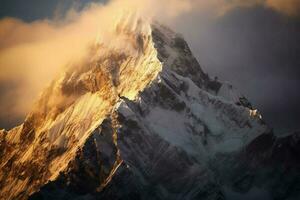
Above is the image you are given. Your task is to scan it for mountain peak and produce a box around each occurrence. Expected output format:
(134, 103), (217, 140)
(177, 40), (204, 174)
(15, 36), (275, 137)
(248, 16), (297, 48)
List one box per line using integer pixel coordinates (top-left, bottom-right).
(2, 19), (297, 200)
(23, 17), (213, 133)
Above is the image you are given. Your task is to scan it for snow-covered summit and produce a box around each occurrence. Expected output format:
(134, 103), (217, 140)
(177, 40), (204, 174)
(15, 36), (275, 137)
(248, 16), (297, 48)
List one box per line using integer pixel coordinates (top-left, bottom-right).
(0, 17), (299, 200)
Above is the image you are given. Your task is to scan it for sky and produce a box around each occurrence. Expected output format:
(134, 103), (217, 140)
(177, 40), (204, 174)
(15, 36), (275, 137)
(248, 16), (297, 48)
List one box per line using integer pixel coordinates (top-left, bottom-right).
(0, 0), (299, 133)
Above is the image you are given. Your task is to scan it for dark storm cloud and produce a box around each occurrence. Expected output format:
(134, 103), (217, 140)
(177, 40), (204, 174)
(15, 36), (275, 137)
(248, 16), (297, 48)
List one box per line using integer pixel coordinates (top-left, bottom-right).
(0, 0), (107, 21)
(0, 0), (61, 21)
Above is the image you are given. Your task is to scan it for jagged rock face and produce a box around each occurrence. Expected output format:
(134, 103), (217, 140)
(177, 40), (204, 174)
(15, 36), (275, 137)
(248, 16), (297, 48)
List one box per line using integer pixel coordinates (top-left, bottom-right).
(0, 17), (299, 200)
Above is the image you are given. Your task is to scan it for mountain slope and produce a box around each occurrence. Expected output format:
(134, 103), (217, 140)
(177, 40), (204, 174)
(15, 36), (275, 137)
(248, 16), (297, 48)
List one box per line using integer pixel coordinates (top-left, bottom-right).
(0, 17), (299, 200)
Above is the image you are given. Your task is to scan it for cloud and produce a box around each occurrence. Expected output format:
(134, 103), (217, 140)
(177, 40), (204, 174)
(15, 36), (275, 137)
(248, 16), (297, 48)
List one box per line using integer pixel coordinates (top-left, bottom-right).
(0, 1), (128, 128)
(153, 0), (300, 18)
(265, 0), (300, 16)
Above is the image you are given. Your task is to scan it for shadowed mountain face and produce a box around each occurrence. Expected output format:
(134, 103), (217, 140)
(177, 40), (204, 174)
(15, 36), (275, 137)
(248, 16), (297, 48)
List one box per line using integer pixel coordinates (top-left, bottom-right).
(0, 17), (299, 200)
